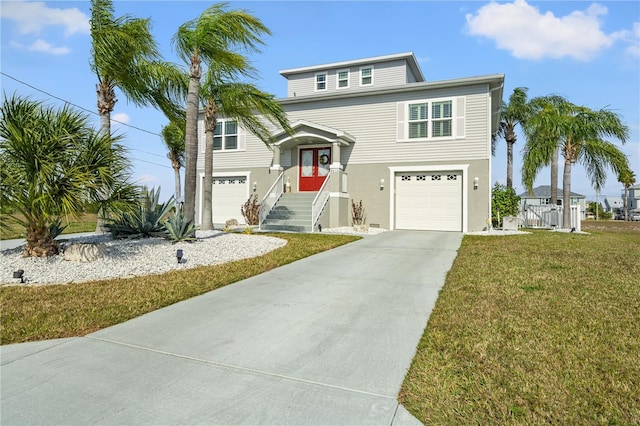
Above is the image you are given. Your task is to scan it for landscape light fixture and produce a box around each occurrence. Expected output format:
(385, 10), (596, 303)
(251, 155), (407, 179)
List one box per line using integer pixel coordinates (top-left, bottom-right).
(13, 269), (25, 283)
(176, 249), (183, 264)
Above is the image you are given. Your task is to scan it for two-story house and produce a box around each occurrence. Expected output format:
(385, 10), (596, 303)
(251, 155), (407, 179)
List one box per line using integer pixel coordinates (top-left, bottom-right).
(195, 52), (504, 232)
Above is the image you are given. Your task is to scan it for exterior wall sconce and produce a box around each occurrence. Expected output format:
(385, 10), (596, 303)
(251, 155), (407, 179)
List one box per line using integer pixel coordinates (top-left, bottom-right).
(380, 179), (385, 190)
(473, 177), (479, 190)
(253, 182), (257, 192)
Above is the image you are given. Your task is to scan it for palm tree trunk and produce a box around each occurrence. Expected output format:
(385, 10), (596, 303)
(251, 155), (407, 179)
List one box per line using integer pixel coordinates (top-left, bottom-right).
(506, 140), (513, 188)
(95, 79), (117, 233)
(24, 224), (59, 257)
(562, 158), (572, 228)
(183, 52), (202, 224)
(173, 165), (181, 202)
(201, 101), (217, 230)
(550, 148), (558, 206)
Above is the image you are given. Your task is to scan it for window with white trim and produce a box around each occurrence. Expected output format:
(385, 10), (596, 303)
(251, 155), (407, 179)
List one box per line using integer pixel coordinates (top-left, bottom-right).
(360, 66), (373, 86)
(406, 99), (454, 139)
(213, 120), (238, 151)
(315, 72), (327, 91)
(337, 69), (349, 89)
(432, 101), (452, 137)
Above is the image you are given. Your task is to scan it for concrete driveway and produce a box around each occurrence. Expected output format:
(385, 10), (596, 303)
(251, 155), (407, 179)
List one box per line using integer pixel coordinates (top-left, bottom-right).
(1, 230), (462, 425)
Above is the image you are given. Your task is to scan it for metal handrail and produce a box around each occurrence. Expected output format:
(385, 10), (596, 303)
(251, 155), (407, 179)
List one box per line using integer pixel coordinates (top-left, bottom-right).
(258, 172), (284, 230)
(311, 174), (331, 231)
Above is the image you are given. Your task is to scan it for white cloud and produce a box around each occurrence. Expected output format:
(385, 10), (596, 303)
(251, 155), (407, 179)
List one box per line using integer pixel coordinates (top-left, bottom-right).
(111, 113), (130, 125)
(28, 39), (70, 55)
(465, 0), (619, 61)
(1, 0), (90, 37)
(137, 174), (158, 184)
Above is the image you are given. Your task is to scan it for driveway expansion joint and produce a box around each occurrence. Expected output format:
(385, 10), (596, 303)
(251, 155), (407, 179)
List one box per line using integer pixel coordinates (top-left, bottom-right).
(88, 336), (397, 400)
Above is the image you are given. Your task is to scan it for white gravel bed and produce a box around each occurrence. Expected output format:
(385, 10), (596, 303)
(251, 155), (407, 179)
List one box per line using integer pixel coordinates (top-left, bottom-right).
(1, 231), (286, 286)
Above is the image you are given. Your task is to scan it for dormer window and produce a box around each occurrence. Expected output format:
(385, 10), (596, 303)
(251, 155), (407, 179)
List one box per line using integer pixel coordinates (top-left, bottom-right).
(337, 69), (349, 89)
(315, 72), (327, 91)
(360, 66), (373, 86)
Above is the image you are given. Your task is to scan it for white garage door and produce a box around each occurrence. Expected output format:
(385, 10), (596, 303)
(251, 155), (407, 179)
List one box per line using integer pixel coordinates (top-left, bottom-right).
(212, 176), (248, 225)
(395, 171), (462, 231)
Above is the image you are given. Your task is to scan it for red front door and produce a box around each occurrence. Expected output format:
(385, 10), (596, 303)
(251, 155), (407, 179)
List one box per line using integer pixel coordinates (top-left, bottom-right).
(299, 147), (331, 191)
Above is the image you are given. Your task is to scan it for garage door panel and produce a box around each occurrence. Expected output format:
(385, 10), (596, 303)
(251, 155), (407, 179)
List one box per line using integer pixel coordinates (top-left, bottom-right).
(395, 172), (462, 231)
(212, 176), (248, 224)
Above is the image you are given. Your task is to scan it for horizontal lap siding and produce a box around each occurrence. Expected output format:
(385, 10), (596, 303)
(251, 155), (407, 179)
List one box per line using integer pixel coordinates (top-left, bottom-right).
(283, 84), (491, 164)
(287, 60), (408, 97)
(197, 83), (492, 171)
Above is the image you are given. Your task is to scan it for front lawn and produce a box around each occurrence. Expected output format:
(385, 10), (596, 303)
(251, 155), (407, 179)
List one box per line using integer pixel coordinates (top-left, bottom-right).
(400, 221), (640, 424)
(0, 233), (359, 344)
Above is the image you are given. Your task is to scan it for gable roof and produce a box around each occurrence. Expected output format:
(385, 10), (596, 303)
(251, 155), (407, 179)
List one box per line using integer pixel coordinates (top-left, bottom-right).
(279, 52), (425, 82)
(519, 185), (585, 198)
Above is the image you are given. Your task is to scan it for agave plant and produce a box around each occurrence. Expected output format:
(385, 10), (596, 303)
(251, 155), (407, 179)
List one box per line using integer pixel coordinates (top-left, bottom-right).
(163, 213), (196, 243)
(106, 187), (174, 239)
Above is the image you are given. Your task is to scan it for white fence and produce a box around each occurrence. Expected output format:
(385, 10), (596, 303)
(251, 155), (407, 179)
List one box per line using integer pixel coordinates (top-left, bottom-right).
(519, 205), (581, 232)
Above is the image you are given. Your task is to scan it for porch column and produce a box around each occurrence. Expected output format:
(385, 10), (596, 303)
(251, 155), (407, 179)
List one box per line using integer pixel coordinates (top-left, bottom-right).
(270, 144), (282, 172)
(330, 141), (342, 171)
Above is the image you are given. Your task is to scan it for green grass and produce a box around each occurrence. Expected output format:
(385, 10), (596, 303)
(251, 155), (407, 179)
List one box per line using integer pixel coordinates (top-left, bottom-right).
(0, 213), (98, 240)
(400, 221), (640, 425)
(0, 233), (359, 344)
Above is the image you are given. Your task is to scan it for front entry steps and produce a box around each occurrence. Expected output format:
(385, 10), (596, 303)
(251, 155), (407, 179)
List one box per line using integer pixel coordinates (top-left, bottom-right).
(260, 192), (317, 233)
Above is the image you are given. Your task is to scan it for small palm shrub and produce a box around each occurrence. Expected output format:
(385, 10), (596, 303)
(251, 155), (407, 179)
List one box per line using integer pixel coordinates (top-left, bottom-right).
(241, 194), (260, 226)
(106, 187), (174, 239)
(164, 213), (196, 243)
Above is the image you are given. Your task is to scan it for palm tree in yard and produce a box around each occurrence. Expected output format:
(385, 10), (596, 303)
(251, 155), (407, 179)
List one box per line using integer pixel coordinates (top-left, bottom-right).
(161, 121), (186, 202)
(173, 2), (270, 224)
(0, 95), (136, 257)
(492, 87), (531, 189)
(90, 0), (186, 231)
(200, 70), (291, 230)
(90, 0), (185, 135)
(618, 168), (636, 221)
(522, 96), (630, 228)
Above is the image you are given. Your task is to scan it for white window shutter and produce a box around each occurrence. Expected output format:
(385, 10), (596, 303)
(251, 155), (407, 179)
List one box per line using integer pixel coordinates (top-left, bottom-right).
(397, 102), (406, 141)
(238, 126), (246, 150)
(456, 97), (465, 138)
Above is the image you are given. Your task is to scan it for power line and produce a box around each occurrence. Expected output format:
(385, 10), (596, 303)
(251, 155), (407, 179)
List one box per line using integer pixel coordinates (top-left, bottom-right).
(1, 73), (176, 172)
(1, 71), (174, 162)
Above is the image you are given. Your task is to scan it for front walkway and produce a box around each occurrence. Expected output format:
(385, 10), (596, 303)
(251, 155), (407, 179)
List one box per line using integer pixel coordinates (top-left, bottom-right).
(1, 231), (463, 425)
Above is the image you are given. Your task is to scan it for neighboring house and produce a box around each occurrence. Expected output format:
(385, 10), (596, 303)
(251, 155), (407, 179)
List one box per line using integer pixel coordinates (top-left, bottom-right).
(603, 197), (623, 215)
(625, 184), (640, 213)
(195, 52), (504, 232)
(518, 185), (587, 219)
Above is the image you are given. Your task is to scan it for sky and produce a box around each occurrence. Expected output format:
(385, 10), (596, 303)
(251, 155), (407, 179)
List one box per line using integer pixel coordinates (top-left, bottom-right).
(1, 0), (639, 203)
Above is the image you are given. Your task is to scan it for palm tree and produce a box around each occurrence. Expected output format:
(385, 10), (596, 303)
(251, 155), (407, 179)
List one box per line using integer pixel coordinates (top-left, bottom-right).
(200, 72), (291, 230)
(522, 97), (630, 228)
(90, 0), (185, 135)
(492, 87), (530, 189)
(90, 0), (186, 231)
(0, 94), (136, 257)
(618, 168), (636, 221)
(173, 3), (270, 224)
(161, 122), (185, 202)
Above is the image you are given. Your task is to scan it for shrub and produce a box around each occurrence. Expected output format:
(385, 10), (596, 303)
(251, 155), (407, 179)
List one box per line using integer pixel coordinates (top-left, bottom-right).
(163, 213), (196, 243)
(106, 187), (174, 239)
(241, 194), (260, 226)
(492, 183), (520, 227)
(351, 199), (366, 226)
